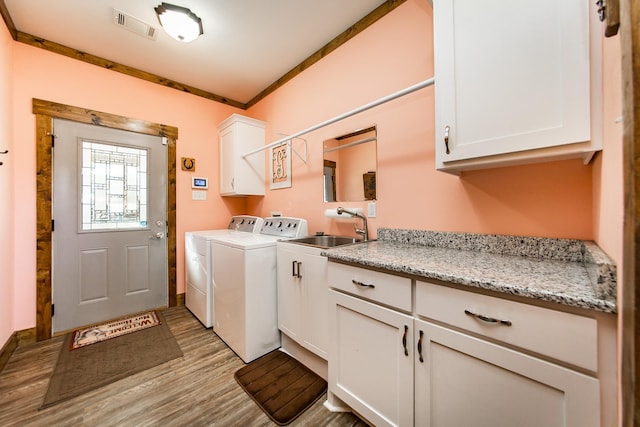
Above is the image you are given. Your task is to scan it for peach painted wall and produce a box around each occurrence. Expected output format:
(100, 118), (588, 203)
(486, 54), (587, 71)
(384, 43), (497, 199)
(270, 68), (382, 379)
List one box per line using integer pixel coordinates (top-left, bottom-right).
(594, 35), (623, 275)
(10, 43), (248, 330)
(0, 23), (14, 345)
(247, 0), (597, 243)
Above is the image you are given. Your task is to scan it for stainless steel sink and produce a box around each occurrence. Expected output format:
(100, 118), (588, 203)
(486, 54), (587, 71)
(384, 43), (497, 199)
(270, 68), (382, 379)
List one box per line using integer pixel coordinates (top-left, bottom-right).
(286, 235), (362, 248)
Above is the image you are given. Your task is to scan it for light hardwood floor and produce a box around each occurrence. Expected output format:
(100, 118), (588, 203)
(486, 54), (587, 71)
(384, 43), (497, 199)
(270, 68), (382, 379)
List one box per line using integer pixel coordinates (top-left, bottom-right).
(0, 306), (368, 427)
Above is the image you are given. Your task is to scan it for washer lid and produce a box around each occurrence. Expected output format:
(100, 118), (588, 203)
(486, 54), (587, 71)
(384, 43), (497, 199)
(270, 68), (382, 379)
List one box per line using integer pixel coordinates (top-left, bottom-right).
(187, 229), (230, 239)
(187, 229), (250, 240)
(211, 233), (282, 249)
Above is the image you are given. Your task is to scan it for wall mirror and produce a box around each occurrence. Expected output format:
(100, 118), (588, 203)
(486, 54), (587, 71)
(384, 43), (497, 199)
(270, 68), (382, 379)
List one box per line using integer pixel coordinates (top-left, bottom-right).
(323, 126), (377, 202)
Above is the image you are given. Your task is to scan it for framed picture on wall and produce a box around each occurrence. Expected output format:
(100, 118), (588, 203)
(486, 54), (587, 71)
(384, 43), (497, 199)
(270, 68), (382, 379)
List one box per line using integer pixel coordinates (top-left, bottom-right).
(269, 142), (291, 190)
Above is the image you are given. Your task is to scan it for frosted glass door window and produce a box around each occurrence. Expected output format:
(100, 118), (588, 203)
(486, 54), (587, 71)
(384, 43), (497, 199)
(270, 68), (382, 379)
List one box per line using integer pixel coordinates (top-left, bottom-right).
(80, 141), (148, 231)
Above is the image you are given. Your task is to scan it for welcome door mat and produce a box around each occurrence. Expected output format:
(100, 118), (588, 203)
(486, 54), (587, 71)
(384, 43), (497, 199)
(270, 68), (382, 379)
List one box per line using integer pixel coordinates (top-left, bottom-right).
(234, 350), (327, 426)
(70, 311), (161, 350)
(40, 311), (183, 409)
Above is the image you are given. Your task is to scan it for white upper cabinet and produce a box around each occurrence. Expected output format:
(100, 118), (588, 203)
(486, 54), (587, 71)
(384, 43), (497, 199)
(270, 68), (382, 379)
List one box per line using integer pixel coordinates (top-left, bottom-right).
(433, 0), (602, 173)
(217, 114), (266, 196)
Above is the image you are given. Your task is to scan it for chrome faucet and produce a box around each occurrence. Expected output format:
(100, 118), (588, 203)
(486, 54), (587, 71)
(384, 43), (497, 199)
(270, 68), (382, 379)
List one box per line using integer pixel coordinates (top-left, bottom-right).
(337, 207), (368, 241)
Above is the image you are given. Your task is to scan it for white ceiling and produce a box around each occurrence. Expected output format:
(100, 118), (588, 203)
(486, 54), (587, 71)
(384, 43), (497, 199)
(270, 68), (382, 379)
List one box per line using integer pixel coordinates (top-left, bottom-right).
(5, 0), (387, 105)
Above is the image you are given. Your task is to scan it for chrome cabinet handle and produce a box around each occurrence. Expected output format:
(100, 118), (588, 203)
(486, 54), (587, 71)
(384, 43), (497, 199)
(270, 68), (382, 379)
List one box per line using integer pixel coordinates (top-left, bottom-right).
(444, 125), (451, 155)
(402, 325), (409, 356)
(352, 279), (375, 289)
(417, 330), (424, 363)
(464, 309), (512, 326)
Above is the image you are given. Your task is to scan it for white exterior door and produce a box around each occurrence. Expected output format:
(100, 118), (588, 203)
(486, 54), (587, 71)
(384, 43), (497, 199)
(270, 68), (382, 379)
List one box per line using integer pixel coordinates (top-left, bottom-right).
(52, 119), (168, 333)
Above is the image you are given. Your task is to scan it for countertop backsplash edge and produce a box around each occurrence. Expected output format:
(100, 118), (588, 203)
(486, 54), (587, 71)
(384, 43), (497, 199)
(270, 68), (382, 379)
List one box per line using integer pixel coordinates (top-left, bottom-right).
(377, 228), (587, 262)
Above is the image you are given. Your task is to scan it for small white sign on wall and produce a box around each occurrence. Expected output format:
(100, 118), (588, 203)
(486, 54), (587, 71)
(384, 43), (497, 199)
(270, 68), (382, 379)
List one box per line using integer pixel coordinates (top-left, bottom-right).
(269, 142), (291, 190)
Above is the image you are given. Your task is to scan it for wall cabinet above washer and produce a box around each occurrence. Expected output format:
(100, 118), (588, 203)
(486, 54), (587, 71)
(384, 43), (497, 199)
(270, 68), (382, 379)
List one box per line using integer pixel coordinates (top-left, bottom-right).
(433, 0), (602, 174)
(217, 114), (266, 196)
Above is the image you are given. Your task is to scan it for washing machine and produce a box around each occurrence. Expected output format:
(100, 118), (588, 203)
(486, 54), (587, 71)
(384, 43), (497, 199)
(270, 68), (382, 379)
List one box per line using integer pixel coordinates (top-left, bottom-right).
(184, 215), (263, 328)
(211, 216), (308, 363)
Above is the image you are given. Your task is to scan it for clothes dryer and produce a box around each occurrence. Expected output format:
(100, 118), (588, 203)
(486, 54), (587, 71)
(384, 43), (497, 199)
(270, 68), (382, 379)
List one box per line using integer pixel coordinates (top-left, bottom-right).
(211, 217), (308, 362)
(184, 215), (263, 327)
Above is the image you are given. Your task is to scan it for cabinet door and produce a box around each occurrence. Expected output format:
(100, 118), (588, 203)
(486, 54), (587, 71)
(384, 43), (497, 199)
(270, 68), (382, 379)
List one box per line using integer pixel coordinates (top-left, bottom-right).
(414, 319), (600, 427)
(276, 245), (303, 342)
(434, 0), (594, 170)
(301, 251), (329, 358)
(329, 290), (414, 427)
(219, 125), (236, 194)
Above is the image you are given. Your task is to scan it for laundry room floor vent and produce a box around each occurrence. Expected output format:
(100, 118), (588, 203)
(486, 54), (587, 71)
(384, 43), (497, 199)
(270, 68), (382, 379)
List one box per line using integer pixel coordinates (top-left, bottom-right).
(112, 9), (158, 41)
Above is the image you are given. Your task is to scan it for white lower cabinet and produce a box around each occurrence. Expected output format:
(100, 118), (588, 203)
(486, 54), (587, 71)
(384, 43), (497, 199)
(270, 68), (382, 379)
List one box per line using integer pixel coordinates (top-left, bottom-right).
(277, 242), (329, 358)
(329, 290), (414, 427)
(414, 319), (600, 427)
(327, 263), (602, 427)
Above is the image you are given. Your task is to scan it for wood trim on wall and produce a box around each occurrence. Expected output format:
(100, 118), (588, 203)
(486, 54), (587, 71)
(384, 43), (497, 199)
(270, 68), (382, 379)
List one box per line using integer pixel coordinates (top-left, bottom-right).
(176, 293), (185, 307)
(0, 327), (34, 373)
(0, 0), (403, 109)
(0, 332), (17, 373)
(244, 0), (407, 108)
(621, 0), (640, 424)
(0, 0), (15, 40)
(19, 32), (245, 109)
(33, 99), (178, 341)
(34, 113), (53, 342)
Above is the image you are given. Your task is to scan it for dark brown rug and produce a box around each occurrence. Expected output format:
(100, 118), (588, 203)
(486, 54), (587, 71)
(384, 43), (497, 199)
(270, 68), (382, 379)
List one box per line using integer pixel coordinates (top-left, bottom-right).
(40, 311), (183, 409)
(234, 350), (327, 426)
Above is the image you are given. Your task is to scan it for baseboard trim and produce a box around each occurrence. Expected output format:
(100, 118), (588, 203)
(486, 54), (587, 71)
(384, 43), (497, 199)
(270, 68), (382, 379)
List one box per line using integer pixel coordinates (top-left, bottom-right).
(0, 332), (18, 374)
(176, 293), (185, 306)
(16, 327), (36, 346)
(0, 326), (38, 373)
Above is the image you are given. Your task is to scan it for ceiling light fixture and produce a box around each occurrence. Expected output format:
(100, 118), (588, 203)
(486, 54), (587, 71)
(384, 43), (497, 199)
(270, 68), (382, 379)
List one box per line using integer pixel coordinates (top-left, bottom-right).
(154, 3), (203, 43)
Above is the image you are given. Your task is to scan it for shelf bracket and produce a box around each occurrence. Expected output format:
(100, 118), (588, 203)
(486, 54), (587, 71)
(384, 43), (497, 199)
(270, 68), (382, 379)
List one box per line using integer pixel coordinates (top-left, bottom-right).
(276, 133), (307, 164)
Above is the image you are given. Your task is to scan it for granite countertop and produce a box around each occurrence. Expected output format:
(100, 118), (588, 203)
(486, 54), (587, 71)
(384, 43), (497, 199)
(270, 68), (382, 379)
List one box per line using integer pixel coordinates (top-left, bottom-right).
(322, 228), (617, 314)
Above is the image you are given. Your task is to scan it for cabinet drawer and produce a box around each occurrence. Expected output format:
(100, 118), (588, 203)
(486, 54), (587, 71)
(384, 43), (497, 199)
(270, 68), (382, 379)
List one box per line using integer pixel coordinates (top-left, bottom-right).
(415, 281), (598, 371)
(328, 262), (411, 312)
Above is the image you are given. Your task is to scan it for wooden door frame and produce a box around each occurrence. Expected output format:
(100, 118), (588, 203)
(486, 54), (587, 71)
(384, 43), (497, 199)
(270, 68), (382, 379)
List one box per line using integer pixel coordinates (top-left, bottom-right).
(33, 99), (178, 341)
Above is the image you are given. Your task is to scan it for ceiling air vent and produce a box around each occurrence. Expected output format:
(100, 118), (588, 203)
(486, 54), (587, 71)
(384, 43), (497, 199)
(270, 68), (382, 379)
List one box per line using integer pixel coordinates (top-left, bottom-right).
(112, 9), (158, 41)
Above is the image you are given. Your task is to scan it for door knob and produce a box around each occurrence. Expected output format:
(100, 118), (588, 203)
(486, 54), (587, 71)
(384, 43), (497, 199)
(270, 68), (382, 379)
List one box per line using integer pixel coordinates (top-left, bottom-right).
(154, 232), (165, 239)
